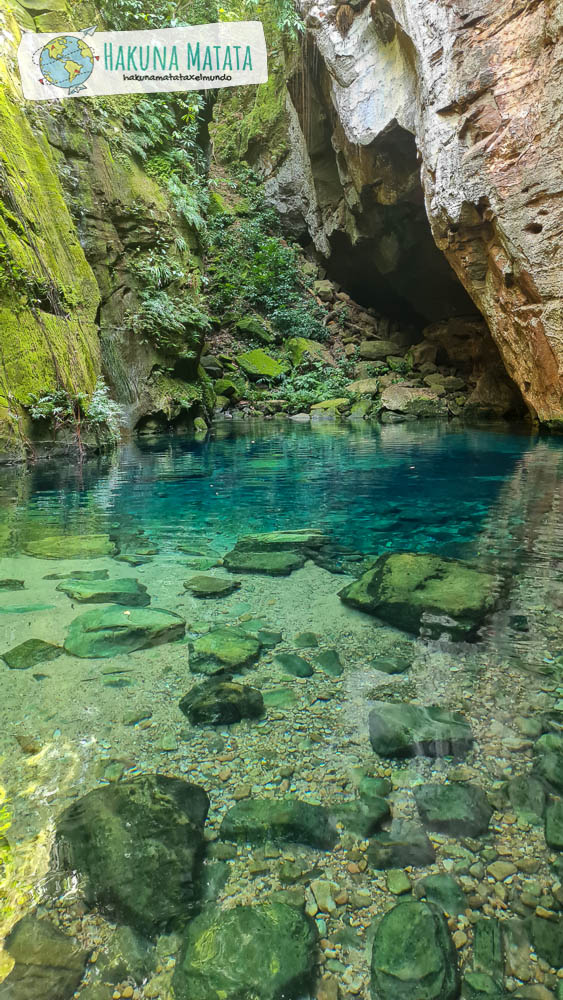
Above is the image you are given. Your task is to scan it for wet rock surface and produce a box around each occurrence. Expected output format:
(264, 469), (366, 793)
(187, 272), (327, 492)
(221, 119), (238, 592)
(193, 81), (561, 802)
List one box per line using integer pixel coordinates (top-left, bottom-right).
(179, 678), (264, 726)
(369, 702), (473, 758)
(339, 552), (499, 640)
(173, 903), (317, 1000)
(53, 775), (209, 934)
(370, 900), (459, 1000)
(0, 916), (89, 1000)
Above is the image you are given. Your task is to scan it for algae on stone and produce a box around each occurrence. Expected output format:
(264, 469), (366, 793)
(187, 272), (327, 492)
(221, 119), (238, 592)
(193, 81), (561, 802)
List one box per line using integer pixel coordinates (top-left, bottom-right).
(24, 534), (115, 560)
(56, 577), (149, 607)
(3, 638), (62, 670)
(179, 679), (264, 725)
(339, 552), (499, 640)
(64, 606), (185, 658)
(173, 903), (316, 1000)
(220, 798), (338, 849)
(183, 575), (241, 598)
(53, 776), (209, 935)
(369, 702), (473, 758)
(189, 625), (261, 675)
(236, 349), (288, 380)
(370, 900), (459, 1000)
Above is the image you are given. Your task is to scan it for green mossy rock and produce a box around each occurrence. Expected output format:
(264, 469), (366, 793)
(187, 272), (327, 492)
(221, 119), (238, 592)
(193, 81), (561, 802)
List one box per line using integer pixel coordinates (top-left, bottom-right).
(173, 903), (316, 1000)
(545, 799), (563, 849)
(64, 606), (185, 658)
(96, 925), (155, 984)
(276, 652), (313, 677)
(414, 783), (492, 837)
(370, 655), (410, 674)
(183, 575), (241, 598)
(534, 733), (563, 792)
(1, 915), (89, 1000)
(3, 638), (62, 670)
(369, 702), (473, 758)
(189, 625), (261, 676)
(529, 913), (563, 968)
(235, 315), (273, 344)
(339, 552), (499, 640)
(294, 631), (318, 648)
(53, 776), (209, 935)
(370, 900), (459, 1000)
(461, 972), (506, 999)
(332, 796), (390, 837)
(220, 798), (338, 849)
(286, 337), (332, 367)
(359, 777), (392, 800)
(236, 349), (288, 379)
(316, 648), (343, 676)
(414, 874), (466, 916)
(368, 819), (436, 869)
(56, 577), (149, 607)
(507, 775), (546, 823)
(310, 398), (350, 417)
(213, 378), (239, 399)
(179, 679), (264, 725)
(224, 549), (305, 576)
(473, 918), (504, 980)
(234, 529), (327, 553)
(23, 534), (115, 560)
(0, 579), (24, 591)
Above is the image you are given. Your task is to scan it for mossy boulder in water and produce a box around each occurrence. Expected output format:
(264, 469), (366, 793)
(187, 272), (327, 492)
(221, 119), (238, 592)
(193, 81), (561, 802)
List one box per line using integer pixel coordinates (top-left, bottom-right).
(534, 733), (563, 792)
(44, 569), (109, 581)
(53, 775), (209, 935)
(234, 529), (327, 554)
(276, 652), (313, 677)
(414, 783), (492, 837)
(3, 638), (62, 670)
(529, 913), (563, 968)
(173, 903), (316, 1000)
(183, 575), (241, 598)
(333, 796), (390, 837)
(179, 679), (264, 725)
(414, 874), (467, 916)
(189, 625), (261, 676)
(23, 534), (116, 559)
(370, 900), (459, 1000)
(368, 819), (436, 869)
(220, 797), (338, 849)
(339, 552), (499, 640)
(369, 702), (473, 758)
(236, 349), (288, 379)
(0, 579), (24, 590)
(56, 577), (149, 607)
(545, 799), (563, 849)
(0, 915), (89, 1000)
(64, 606), (185, 658)
(224, 549), (305, 576)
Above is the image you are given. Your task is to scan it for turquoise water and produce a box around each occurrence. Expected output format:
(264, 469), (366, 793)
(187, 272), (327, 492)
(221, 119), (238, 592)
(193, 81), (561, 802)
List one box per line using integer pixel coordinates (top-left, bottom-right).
(0, 420), (562, 998)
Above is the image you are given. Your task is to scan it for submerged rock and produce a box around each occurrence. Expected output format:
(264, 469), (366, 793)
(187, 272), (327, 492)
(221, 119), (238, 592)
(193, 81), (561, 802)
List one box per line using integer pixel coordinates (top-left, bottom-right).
(534, 733), (563, 793)
(183, 575), (241, 598)
(339, 552), (499, 640)
(179, 679), (264, 725)
(224, 549), (305, 576)
(2, 638), (62, 670)
(414, 783), (492, 837)
(316, 648), (343, 676)
(414, 874), (467, 915)
(545, 799), (563, 849)
(369, 702), (473, 758)
(0, 579), (24, 590)
(23, 534), (116, 559)
(233, 529), (327, 554)
(0, 915), (89, 1000)
(508, 775), (546, 822)
(220, 798), (338, 849)
(173, 903), (316, 1000)
(56, 577), (149, 606)
(529, 913), (563, 969)
(332, 796), (390, 837)
(368, 819), (436, 869)
(189, 626), (261, 676)
(370, 900), (459, 1000)
(53, 775), (209, 934)
(64, 606), (185, 658)
(96, 925), (155, 984)
(275, 652), (313, 677)
(44, 569), (109, 581)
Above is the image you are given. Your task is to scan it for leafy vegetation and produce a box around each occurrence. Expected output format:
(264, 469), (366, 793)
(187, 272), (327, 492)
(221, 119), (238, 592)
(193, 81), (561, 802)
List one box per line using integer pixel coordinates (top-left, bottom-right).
(28, 379), (123, 441)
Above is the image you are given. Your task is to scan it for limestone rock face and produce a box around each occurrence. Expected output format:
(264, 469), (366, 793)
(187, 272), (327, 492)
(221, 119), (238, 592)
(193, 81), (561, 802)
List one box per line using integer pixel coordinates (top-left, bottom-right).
(270, 0), (563, 425)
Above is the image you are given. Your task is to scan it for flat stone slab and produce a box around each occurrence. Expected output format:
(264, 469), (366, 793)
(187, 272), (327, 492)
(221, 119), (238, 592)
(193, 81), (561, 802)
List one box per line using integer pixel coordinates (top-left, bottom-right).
(173, 903), (316, 1000)
(0, 579), (24, 591)
(183, 575), (241, 598)
(370, 900), (459, 1000)
(414, 783), (492, 837)
(23, 534), (116, 559)
(3, 638), (63, 670)
(56, 577), (149, 607)
(64, 606), (185, 658)
(44, 570), (109, 581)
(223, 549), (305, 576)
(220, 798), (338, 849)
(179, 679), (264, 726)
(275, 652), (313, 677)
(339, 551), (499, 641)
(369, 702), (473, 758)
(234, 529), (327, 553)
(54, 776), (209, 935)
(189, 626), (262, 676)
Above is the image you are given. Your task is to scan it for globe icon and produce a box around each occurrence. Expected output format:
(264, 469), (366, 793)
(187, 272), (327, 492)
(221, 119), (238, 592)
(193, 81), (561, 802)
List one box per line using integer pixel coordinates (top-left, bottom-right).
(39, 35), (94, 94)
